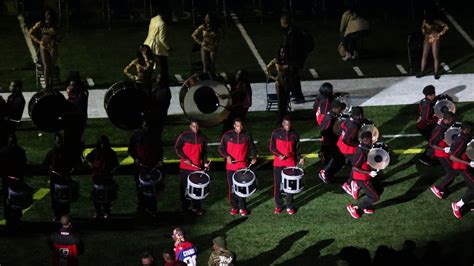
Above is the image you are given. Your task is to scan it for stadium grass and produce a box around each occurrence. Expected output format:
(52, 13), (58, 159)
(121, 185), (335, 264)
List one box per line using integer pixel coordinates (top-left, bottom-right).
(1, 103), (474, 265)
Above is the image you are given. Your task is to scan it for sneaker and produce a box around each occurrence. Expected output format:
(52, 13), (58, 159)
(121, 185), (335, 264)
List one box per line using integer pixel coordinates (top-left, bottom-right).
(346, 204), (360, 219)
(363, 209), (375, 214)
(318, 170), (329, 184)
(418, 157), (432, 166)
(239, 209), (248, 217)
(274, 207), (282, 214)
(451, 202), (462, 219)
(430, 186), (444, 200)
(286, 208), (296, 215)
(342, 182), (352, 196)
(191, 208), (205, 216)
(434, 72), (440, 80)
(229, 209), (239, 216)
(350, 181), (359, 200)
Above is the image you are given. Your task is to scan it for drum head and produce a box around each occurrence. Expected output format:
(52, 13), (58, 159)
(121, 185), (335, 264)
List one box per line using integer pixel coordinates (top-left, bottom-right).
(104, 81), (146, 130)
(368, 148), (390, 170)
(28, 90), (69, 132)
(188, 172), (210, 184)
(444, 124), (462, 146)
(140, 169), (163, 183)
(282, 167), (304, 176)
(234, 170), (255, 184)
(466, 140), (474, 161)
(434, 99), (456, 118)
(358, 124), (379, 142)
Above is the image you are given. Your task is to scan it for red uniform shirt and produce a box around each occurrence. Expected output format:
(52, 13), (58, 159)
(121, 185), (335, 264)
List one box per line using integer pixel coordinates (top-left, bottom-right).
(417, 98), (438, 130)
(218, 130), (257, 171)
(429, 123), (450, 158)
(337, 118), (361, 155)
(175, 131), (207, 171)
(319, 111), (339, 145)
(450, 132), (471, 170)
(269, 128), (301, 167)
(313, 95), (333, 125)
(352, 144), (372, 181)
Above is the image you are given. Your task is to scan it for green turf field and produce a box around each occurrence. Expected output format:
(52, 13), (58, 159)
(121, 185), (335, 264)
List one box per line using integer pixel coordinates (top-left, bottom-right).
(1, 104), (474, 265)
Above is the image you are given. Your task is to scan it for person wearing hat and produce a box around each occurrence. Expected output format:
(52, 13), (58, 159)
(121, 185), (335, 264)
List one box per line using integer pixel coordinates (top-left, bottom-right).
(208, 236), (236, 266)
(417, 85), (438, 166)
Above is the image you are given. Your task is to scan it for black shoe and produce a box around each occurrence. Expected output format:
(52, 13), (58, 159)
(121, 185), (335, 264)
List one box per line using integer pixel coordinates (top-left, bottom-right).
(416, 72), (425, 78)
(434, 73), (440, 79)
(418, 157), (432, 166)
(293, 98), (305, 104)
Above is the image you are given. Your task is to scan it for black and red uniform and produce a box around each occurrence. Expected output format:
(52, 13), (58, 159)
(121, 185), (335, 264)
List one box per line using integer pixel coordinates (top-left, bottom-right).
(429, 123), (455, 192)
(351, 144), (383, 211)
(270, 128), (301, 210)
(417, 98), (438, 140)
(450, 133), (474, 205)
(175, 130), (208, 211)
(49, 228), (84, 266)
(313, 95), (333, 126)
(319, 111), (345, 180)
(337, 117), (362, 185)
(218, 130), (257, 210)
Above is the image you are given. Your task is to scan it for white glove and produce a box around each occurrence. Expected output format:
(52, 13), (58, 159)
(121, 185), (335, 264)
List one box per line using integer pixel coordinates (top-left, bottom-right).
(369, 171), (378, 177)
(443, 147), (450, 154)
(470, 161), (474, 168)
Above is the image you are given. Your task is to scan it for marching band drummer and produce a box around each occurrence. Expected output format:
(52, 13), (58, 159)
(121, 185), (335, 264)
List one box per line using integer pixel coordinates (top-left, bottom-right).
(417, 85), (439, 166)
(313, 82), (335, 126)
(175, 120), (209, 216)
(218, 118), (257, 217)
(85, 136), (119, 219)
(269, 115), (304, 215)
(346, 131), (383, 219)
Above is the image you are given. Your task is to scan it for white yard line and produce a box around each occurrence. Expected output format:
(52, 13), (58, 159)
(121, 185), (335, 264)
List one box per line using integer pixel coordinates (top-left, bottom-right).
(353, 66), (364, 76)
(438, 3), (474, 48)
(396, 64), (408, 75)
(309, 68), (319, 79)
(17, 15), (37, 63)
(441, 62), (452, 73)
(230, 12), (267, 73)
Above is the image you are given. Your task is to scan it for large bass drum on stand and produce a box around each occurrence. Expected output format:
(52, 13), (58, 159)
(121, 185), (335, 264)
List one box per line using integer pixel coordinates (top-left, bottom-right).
(179, 73), (232, 127)
(104, 81), (147, 130)
(28, 89), (70, 132)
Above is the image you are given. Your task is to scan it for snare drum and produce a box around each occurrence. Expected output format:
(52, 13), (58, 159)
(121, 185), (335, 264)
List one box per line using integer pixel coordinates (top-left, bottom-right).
(358, 119), (379, 143)
(7, 183), (34, 210)
(281, 167), (304, 194)
(232, 168), (257, 198)
(53, 179), (80, 204)
(92, 179), (118, 203)
(444, 122), (462, 146)
(186, 171), (210, 200)
(138, 168), (163, 197)
(28, 89), (69, 132)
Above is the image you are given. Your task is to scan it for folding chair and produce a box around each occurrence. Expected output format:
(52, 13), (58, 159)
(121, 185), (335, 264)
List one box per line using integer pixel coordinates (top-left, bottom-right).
(265, 75), (291, 112)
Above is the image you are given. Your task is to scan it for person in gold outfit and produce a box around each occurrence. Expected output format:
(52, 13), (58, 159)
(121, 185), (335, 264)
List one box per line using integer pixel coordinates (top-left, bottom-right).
(192, 13), (222, 75)
(29, 8), (59, 89)
(123, 45), (155, 93)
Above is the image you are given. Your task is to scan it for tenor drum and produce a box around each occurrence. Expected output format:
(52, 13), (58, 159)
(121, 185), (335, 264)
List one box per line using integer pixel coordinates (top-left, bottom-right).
(434, 94), (455, 118)
(444, 122), (462, 146)
(179, 73), (232, 127)
(334, 92), (351, 114)
(281, 167), (304, 194)
(186, 171), (211, 200)
(368, 142), (390, 170)
(466, 140), (474, 160)
(104, 81), (147, 130)
(53, 179), (80, 204)
(92, 179), (118, 203)
(232, 168), (256, 198)
(358, 119), (379, 142)
(28, 89), (69, 132)
(138, 168), (163, 197)
(7, 183), (34, 210)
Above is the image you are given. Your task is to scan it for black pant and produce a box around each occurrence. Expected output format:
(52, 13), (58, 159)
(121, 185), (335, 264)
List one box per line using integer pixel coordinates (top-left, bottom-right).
(288, 66), (304, 100)
(344, 154), (355, 185)
(133, 171), (157, 212)
(157, 55), (169, 85)
(180, 169), (202, 211)
(435, 157), (456, 192)
(276, 79), (290, 122)
(457, 169), (474, 204)
(342, 30), (368, 54)
(2, 177), (23, 232)
(226, 170), (247, 210)
(320, 144), (345, 180)
(355, 178), (383, 210)
(50, 181), (70, 219)
(273, 166), (294, 210)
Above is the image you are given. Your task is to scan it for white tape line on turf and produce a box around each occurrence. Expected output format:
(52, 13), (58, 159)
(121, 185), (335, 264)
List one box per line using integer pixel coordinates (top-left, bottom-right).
(309, 68), (319, 79)
(396, 64), (408, 75)
(438, 4), (474, 48)
(353, 66), (364, 76)
(18, 15), (37, 63)
(230, 12), (267, 73)
(441, 62), (452, 73)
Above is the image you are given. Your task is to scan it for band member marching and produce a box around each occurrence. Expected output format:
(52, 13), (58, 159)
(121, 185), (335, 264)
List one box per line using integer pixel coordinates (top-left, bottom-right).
(318, 101), (345, 184)
(449, 121), (474, 219)
(417, 85), (439, 166)
(269, 116), (304, 215)
(313, 82), (335, 126)
(175, 120), (210, 216)
(218, 118), (257, 217)
(85, 136), (119, 219)
(346, 131), (383, 219)
(429, 112), (456, 199)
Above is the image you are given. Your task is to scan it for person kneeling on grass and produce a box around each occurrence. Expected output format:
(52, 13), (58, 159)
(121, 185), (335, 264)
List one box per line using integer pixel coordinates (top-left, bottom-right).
(346, 131), (384, 219)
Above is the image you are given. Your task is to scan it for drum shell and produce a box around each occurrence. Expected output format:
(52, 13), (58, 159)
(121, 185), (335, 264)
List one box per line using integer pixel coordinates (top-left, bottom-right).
(92, 179), (118, 203)
(53, 179), (80, 204)
(28, 89), (69, 132)
(232, 169), (257, 198)
(138, 169), (163, 197)
(7, 183), (34, 210)
(281, 167), (304, 194)
(367, 143), (390, 170)
(186, 171), (211, 200)
(444, 122), (462, 146)
(466, 140), (474, 160)
(104, 81), (147, 130)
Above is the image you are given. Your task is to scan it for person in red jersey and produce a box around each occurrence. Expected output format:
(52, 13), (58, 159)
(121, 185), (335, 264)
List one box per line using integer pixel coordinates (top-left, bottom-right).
(218, 118), (257, 217)
(172, 228), (198, 266)
(175, 120), (209, 216)
(48, 215), (84, 266)
(269, 116), (304, 215)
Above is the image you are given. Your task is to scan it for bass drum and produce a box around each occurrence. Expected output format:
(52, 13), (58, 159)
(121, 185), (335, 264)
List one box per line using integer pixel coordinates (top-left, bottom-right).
(104, 81), (147, 130)
(28, 89), (69, 132)
(179, 73), (232, 127)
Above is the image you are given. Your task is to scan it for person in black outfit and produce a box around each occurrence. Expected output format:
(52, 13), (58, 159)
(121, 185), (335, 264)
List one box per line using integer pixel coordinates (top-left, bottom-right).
(222, 69), (252, 133)
(318, 101), (345, 184)
(48, 215), (84, 266)
(0, 96), (9, 147)
(417, 85), (438, 166)
(0, 134), (29, 233)
(5, 80), (25, 132)
(86, 136), (119, 219)
(313, 82), (335, 126)
(66, 79), (88, 138)
(128, 121), (163, 216)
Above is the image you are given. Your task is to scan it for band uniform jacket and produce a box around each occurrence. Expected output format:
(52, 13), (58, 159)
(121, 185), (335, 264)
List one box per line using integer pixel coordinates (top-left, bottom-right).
(49, 228), (84, 266)
(219, 130), (257, 171)
(269, 128), (301, 167)
(175, 130), (208, 171)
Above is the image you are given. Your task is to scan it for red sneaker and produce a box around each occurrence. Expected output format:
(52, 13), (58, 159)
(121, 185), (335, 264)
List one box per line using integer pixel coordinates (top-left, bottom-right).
(274, 207), (282, 214)
(350, 181), (359, 200)
(229, 209), (238, 216)
(342, 182), (352, 196)
(318, 170), (329, 184)
(451, 202), (462, 219)
(239, 209), (248, 217)
(430, 186), (444, 200)
(286, 208), (296, 215)
(363, 209), (375, 214)
(346, 204), (360, 219)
